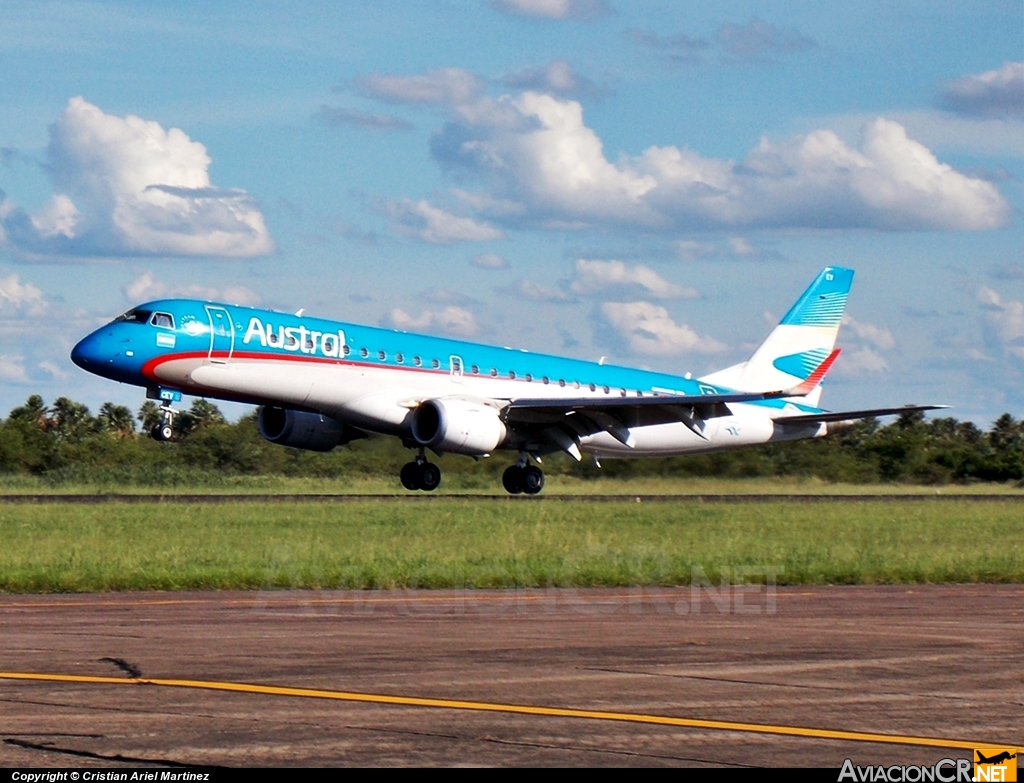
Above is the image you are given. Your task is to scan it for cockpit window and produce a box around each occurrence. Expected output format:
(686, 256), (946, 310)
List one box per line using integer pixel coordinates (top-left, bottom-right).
(150, 312), (175, 329)
(114, 309), (152, 324)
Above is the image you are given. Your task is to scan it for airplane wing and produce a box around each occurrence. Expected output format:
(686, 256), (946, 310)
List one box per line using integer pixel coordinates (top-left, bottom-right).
(502, 389), (815, 452)
(773, 404), (949, 425)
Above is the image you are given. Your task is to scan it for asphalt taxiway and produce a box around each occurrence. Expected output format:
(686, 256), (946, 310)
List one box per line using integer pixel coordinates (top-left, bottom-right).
(1, 586), (1021, 766)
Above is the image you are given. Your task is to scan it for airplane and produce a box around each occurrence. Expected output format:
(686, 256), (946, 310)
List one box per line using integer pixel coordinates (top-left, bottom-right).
(70, 267), (944, 494)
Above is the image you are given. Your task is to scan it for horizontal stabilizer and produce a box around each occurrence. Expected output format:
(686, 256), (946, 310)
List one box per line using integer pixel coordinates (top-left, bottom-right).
(774, 404), (949, 425)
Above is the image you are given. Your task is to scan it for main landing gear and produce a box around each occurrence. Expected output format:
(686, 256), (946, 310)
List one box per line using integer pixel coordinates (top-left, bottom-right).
(400, 452), (441, 492)
(502, 457), (544, 495)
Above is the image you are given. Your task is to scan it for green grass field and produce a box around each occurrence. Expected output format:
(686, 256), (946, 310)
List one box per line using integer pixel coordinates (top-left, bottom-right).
(2, 473), (1023, 495)
(1, 499), (1021, 592)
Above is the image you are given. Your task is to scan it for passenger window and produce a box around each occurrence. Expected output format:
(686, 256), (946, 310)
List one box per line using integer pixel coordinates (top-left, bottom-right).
(431, 358), (440, 369)
(542, 376), (549, 384)
(413, 356), (422, 367)
(589, 383), (596, 392)
(342, 344), (350, 356)
(471, 365), (479, 374)
(508, 370), (516, 380)
(525, 373), (533, 382)
(490, 368), (497, 377)
(558, 379), (565, 387)
(360, 348), (368, 358)
(378, 350), (386, 361)
(573, 381), (580, 389)
(150, 312), (174, 329)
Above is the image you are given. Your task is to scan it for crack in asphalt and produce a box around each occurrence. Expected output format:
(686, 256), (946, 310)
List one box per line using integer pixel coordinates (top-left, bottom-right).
(100, 657), (143, 678)
(4, 738), (205, 768)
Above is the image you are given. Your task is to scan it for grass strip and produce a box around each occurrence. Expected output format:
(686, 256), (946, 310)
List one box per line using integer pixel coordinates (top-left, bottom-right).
(1, 500), (1022, 592)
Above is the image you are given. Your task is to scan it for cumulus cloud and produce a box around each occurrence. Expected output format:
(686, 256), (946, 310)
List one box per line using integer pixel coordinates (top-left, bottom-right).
(570, 259), (699, 299)
(717, 18), (815, 60)
(0, 98), (273, 259)
(505, 279), (574, 302)
(355, 68), (485, 106)
(831, 314), (896, 376)
(676, 236), (772, 261)
(123, 272), (261, 306)
(940, 62), (1024, 118)
(0, 274), (47, 316)
(384, 306), (479, 338)
(472, 252), (509, 269)
(432, 92), (1009, 232)
(313, 105), (412, 131)
(384, 199), (503, 243)
(501, 61), (610, 98)
(977, 286), (1024, 360)
(490, 0), (610, 21)
(598, 301), (726, 357)
(842, 314), (896, 351)
(0, 354), (29, 383)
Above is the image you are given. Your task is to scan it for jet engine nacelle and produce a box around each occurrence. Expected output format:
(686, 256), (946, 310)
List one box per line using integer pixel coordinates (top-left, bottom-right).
(410, 398), (507, 456)
(258, 406), (360, 452)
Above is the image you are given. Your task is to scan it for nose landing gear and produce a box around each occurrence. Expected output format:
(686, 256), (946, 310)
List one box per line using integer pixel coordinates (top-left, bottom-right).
(502, 456), (544, 495)
(148, 388), (182, 442)
(400, 451), (441, 492)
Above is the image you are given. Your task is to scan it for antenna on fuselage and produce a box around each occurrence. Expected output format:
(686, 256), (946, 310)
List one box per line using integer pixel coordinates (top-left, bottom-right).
(295, 308), (305, 316)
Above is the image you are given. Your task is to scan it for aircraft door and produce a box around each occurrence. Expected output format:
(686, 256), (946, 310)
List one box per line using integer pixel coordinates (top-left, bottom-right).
(450, 355), (463, 383)
(206, 306), (234, 363)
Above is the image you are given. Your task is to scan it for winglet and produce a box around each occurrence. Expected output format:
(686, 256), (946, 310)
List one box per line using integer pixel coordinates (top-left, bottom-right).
(784, 348), (841, 397)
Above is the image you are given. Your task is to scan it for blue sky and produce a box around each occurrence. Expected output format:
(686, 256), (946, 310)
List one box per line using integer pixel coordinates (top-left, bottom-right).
(2, 0), (1023, 424)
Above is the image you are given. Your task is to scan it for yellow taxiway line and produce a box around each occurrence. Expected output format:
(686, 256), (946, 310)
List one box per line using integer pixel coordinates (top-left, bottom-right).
(0, 671), (999, 751)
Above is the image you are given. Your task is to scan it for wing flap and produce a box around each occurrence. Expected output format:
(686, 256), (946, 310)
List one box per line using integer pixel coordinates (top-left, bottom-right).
(774, 404), (949, 425)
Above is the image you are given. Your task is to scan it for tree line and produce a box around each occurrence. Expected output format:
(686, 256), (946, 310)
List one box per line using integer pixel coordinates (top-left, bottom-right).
(1, 394), (1023, 485)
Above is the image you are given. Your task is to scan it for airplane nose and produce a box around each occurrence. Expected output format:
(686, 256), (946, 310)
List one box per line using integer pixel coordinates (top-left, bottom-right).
(71, 333), (105, 370)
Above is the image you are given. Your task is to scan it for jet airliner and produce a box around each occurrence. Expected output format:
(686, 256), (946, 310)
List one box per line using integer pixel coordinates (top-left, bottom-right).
(71, 267), (943, 493)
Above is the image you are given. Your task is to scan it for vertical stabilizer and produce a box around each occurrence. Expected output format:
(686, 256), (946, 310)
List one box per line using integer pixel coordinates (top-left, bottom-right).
(701, 267), (853, 394)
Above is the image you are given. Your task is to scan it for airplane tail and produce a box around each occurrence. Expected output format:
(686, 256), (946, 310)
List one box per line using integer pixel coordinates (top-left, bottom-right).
(700, 267), (853, 402)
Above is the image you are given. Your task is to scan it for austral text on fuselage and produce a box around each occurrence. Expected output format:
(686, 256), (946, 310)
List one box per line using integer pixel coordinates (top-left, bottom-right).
(243, 316), (346, 358)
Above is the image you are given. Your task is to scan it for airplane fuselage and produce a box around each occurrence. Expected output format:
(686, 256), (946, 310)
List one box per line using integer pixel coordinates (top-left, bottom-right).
(71, 299), (826, 458)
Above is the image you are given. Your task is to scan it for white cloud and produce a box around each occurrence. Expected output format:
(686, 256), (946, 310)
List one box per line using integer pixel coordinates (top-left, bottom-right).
(0, 274), (47, 316)
(490, 0), (609, 20)
(384, 306), (479, 338)
(385, 199), (503, 243)
(598, 301), (726, 357)
(38, 360), (71, 380)
(356, 68), (485, 106)
(0, 354), (29, 383)
(123, 272), (261, 306)
(842, 314), (896, 351)
(835, 347), (888, 374)
(941, 62), (1024, 118)
(570, 259), (699, 299)
(507, 279), (574, 302)
(978, 286), (1024, 360)
(501, 61), (609, 98)
(831, 314), (896, 376)
(0, 98), (273, 258)
(472, 253), (509, 269)
(717, 18), (815, 60)
(432, 92), (1009, 232)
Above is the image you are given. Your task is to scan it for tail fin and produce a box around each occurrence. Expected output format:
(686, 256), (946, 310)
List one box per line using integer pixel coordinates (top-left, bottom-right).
(701, 267), (853, 397)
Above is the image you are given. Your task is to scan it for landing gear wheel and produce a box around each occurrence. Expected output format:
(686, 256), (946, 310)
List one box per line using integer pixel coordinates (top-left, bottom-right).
(151, 423), (173, 442)
(417, 462), (441, 492)
(522, 465), (544, 495)
(400, 462), (419, 491)
(502, 465), (524, 494)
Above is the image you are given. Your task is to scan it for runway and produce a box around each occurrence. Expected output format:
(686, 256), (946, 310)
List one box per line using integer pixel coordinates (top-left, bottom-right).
(1, 586), (1021, 766)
